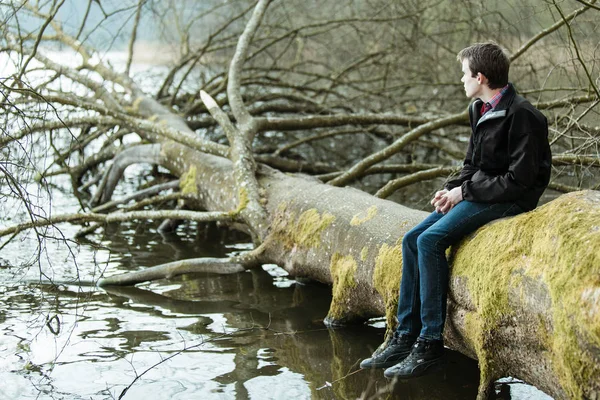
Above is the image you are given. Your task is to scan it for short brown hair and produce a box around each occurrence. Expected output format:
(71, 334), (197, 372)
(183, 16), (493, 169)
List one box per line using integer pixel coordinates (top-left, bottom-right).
(457, 42), (510, 89)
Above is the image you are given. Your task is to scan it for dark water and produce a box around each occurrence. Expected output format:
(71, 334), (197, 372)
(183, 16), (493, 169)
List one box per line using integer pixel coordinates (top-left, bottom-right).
(0, 217), (553, 400)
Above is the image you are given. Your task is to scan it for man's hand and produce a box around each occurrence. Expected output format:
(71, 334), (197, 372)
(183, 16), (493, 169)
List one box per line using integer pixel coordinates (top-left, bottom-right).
(438, 186), (463, 214)
(431, 189), (448, 213)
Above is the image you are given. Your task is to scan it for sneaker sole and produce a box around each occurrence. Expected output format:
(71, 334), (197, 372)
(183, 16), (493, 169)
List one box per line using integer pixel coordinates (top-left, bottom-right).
(359, 350), (412, 370)
(383, 356), (444, 379)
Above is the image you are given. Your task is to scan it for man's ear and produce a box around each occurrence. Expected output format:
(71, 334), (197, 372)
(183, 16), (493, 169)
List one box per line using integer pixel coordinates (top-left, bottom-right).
(476, 72), (487, 85)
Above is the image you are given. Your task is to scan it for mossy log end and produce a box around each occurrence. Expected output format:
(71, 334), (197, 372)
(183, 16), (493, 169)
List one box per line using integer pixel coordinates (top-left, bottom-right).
(445, 190), (600, 400)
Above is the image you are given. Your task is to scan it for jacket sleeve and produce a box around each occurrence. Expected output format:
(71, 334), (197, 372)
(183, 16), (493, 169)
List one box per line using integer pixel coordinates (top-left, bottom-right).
(461, 109), (546, 203)
(445, 133), (478, 190)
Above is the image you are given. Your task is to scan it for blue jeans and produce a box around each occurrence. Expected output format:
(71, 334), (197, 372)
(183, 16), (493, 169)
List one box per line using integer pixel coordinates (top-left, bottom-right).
(395, 200), (523, 340)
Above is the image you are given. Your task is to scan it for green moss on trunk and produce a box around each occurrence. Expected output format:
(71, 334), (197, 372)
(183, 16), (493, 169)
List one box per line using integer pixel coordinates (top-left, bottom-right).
(272, 205), (335, 250)
(180, 165), (198, 195)
(328, 253), (358, 320)
(373, 242), (403, 334)
(233, 187), (249, 214)
(360, 246), (368, 262)
(350, 205), (377, 226)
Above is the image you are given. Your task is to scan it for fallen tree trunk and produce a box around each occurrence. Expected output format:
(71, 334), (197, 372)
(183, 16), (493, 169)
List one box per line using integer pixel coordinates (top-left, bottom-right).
(101, 130), (600, 399)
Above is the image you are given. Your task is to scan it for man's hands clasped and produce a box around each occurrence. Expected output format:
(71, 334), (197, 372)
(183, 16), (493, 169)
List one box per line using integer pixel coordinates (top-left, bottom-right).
(431, 187), (463, 214)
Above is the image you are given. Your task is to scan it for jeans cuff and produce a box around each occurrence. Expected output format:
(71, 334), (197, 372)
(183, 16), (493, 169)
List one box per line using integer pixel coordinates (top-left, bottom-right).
(418, 334), (443, 341)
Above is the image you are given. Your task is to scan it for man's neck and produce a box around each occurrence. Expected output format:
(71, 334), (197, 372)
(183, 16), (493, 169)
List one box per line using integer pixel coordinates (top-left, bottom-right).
(479, 87), (503, 103)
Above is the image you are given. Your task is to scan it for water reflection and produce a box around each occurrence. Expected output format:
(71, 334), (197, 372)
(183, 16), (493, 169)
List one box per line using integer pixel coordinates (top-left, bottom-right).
(100, 269), (481, 400)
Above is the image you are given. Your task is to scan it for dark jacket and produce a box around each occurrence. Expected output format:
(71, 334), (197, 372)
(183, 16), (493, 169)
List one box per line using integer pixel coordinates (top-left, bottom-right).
(445, 83), (551, 212)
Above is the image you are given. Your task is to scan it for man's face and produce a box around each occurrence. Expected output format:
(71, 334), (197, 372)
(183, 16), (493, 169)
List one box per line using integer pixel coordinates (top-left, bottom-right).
(461, 59), (481, 99)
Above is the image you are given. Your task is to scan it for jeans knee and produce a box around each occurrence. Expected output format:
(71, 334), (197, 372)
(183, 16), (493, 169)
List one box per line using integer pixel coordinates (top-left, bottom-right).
(402, 228), (420, 249)
(416, 231), (443, 251)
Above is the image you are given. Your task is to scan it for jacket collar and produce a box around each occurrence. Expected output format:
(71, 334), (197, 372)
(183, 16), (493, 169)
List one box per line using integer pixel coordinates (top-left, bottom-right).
(472, 83), (517, 128)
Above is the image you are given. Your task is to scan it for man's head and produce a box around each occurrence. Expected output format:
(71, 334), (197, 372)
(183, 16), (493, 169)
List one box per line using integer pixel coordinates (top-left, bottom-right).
(458, 42), (510, 98)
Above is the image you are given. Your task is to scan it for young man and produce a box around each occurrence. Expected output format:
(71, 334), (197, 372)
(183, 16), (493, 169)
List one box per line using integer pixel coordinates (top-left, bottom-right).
(360, 42), (552, 379)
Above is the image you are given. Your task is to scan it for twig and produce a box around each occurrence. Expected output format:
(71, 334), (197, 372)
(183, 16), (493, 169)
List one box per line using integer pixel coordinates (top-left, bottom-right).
(572, 0), (600, 11)
(14, 0), (66, 84)
(117, 328), (253, 399)
(375, 166), (461, 199)
(125, 0), (144, 77)
(316, 366), (363, 391)
(554, 1), (600, 99)
(91, 180), (180, 213)
(511, 3), (592, 62)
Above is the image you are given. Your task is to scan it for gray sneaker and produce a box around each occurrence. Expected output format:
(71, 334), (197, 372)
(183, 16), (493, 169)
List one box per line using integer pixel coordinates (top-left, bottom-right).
(383, 337), (445, 378)
(359, 333), (416, 369)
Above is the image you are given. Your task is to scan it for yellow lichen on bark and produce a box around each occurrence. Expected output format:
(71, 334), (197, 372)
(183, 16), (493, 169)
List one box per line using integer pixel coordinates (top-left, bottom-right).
(126, 96), (144, 114)
(227, 187), (249, 218)
(290, 209), (335, 249)
(179, 165), (198, 195)
(237, 187), (249, 211)
(350, 205), (378, 226)
(270, 205), (335, 250)
(373, 242), (403, 334)
(452, 191), (600, 398)
(328, 253), (358, 320)
(360, 246), (369, 262)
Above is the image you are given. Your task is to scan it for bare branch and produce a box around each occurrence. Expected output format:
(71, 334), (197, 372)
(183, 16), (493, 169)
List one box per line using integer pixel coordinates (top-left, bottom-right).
(328, 111), (468, 186)
(536, 94), (598, 110)
(554, 1), (600, 99)
(272, 127), (376, 157)
(200, 90), (237, 143)
(0, 210), (237, 239)
(257, 113), (429, 132)
(227, 0), (272, 131)
(511, 3), (591, 62)
(547, 182), (583, 192)
(572, 0), (600, 11)
(15, 0), (66, 84)
(255, 154), (336, 174)
(91, 180), (180, 213)
(200, 89), (269, 238)
(316, 163), (443, 181)
(125, 0), (144, 77)
(375, 166), (461, 199)
(552, 154), (600, 167)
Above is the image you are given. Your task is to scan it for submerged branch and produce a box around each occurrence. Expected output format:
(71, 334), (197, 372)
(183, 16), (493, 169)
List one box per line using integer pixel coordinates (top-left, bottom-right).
(98, 258), (247, 286)
(98, 243), (267, 286)
(91, 180), (180, 213)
